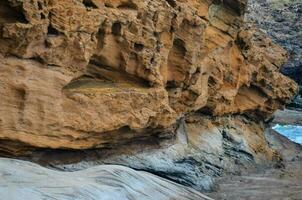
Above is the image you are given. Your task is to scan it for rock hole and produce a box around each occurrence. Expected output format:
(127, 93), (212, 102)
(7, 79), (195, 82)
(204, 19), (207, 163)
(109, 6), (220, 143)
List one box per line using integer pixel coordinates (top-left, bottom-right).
(41, 13), (46, 19)
(173, 38), (186, 57)
(47, 24), (60, 36)
(112, 22), (122, 36)
(166, 0), (177, 8)
(134, 43), (144, 52)
(82, 0), (98, 9)
(150, 57), (155, 64)
(0, 1), (28, 23)
(37, 2), (43, 10)
(166, 81), (177, 90)
(208, 76), (216, 86)
(222, 0), (243, 15)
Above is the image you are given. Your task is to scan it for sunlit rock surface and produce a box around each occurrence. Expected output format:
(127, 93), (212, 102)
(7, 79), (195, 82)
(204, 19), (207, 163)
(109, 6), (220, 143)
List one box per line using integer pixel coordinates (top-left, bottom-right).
(0, 158), (212, 200)
(0, 0), (298, 154)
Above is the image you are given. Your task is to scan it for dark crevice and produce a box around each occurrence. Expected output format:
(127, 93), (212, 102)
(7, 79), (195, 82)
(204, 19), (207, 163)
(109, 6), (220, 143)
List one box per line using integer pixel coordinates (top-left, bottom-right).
(214, 0), (246, 16)
(0, 1), (28, 24)
(166, 0), (177, 8)
(208, 76), (217, 86)
(112, 22), (122, 36)
(172, 38), (187, 57)
(37, 2), (43, 10)
(134, 43), (144, 52)
(41, 13), (46, 19)
(47, 24), (60, 36)
(82, 0), (98, 9)
(117, 2), (138, 10)
(165, 81), (178, 90)
(96, 28), (105, 50)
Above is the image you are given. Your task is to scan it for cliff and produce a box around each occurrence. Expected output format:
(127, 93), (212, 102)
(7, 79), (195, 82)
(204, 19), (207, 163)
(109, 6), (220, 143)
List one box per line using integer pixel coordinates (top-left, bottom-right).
(0, 0), (298, 155)
(246, 0), (302, 86)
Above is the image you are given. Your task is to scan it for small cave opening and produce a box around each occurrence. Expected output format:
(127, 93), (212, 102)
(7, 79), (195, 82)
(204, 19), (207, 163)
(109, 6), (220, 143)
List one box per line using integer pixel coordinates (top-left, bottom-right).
(165, 81), (178, 90)
(47, 24), (60, 36)
(134, 43), (144, 52)
(112, 22), (122, 36)
(40, 13), (46, 19)
(82, 0), (98, 9)
(222, 0), (243, 16)
(0, 1), (28, 24)
(166, 0), (177, 8)
(208, 76), (217, 86)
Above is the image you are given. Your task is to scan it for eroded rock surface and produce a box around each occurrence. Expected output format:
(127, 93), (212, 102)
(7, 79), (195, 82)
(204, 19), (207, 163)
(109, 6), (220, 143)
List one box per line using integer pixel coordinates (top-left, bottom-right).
(0, 0), (298, 153)
(0, 158), (212, 200)
(26, 115), (279, 191)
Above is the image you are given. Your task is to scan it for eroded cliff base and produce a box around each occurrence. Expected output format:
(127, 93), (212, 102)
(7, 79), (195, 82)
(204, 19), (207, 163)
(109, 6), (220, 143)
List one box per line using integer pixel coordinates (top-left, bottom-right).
(6, 114), (291, 192)
(0, 0), (301, 199)
(0, 0), (298, 154)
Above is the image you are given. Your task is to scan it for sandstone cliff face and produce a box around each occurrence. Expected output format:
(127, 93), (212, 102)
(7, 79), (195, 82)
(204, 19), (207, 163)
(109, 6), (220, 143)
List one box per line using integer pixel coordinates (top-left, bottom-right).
(0, 0), (298, 153)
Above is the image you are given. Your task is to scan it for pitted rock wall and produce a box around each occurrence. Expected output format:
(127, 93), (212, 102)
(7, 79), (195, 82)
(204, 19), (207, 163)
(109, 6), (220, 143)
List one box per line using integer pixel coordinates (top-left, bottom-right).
(0, 0), (298, 154)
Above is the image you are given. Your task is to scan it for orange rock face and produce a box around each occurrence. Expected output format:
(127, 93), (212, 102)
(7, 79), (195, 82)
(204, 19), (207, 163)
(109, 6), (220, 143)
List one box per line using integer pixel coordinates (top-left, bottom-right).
(0, 0), (298, 153)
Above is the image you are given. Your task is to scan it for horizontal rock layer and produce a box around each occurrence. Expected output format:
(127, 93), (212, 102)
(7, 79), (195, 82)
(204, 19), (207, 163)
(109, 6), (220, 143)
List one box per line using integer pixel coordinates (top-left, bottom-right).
(0, 158), (212, 200)
(0, 0), (298, 153)
(22, 114), (280, 191)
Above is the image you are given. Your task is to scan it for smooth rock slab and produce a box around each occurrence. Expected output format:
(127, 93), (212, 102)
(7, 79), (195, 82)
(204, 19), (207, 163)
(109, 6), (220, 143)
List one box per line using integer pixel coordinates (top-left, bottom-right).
(0, 158), (211, 200)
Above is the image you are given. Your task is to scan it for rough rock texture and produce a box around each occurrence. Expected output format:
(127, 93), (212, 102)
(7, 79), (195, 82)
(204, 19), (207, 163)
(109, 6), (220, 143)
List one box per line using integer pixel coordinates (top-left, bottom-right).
(246, 0), (302, 86)
(0, 0), (298, 153)
(0, 158), (212, 200)
(22, 115), (278, 191)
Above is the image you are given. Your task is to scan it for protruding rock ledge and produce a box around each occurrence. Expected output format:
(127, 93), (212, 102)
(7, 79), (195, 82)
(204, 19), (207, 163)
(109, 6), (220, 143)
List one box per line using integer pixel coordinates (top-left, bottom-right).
(0, 0), (298, 153)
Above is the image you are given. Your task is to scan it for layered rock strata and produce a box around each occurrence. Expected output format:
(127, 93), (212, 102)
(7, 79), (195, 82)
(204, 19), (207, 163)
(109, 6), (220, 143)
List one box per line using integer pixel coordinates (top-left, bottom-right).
(0, 0), (298, 153)
(0, 158), (212, 200)
(40, 115), (278, 191)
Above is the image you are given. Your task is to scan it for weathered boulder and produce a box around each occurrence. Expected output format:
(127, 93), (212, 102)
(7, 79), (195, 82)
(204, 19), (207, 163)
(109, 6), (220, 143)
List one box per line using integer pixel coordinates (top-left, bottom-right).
(0, 0), (298, 153)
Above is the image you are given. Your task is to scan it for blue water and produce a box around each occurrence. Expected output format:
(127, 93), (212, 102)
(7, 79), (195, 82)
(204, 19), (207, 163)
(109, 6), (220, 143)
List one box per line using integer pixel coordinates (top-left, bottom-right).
(273, 124), (302, 144)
